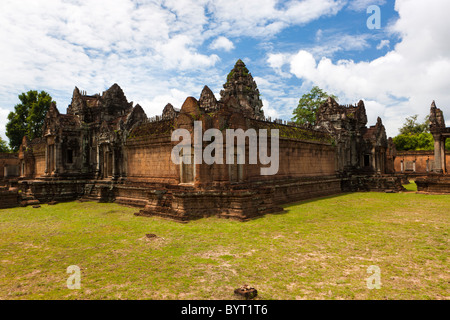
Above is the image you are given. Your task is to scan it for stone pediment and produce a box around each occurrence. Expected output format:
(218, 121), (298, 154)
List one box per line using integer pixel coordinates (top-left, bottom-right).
(199, 86), (219, 112)
(180, 97), (202, 118)
(125, 104), (147, 131)
(102, 83), (133, 115)
(162, 103), (180, 120)
(43, 103), (61, 136)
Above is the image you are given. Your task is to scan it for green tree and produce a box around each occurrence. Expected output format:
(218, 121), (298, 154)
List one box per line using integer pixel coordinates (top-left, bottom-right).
(399, 114), (429, 135)
(392, 132), (433, 151)
(0, 136), (10, 153)
(292, 86), (338, 126)
(391, 114), (450, 151)
(6, 90), (55, 151)
(392, 134), (418, 151)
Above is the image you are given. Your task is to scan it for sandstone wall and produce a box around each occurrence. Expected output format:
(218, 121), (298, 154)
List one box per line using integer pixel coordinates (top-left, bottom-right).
(416, 176), (450, 193)
(34, 149), (46, 177)
(125, 136), (179, 184)
(23, 180), (87, 203)
(136, 176), (342, 222)
(271, 176), (341, 205)
(0, 188), (19, 209)
(394, 151), (450, 174)
(137, 187), (282, 221)
(0, 153), (19, 179)
(125, 133), (336, 183)
(254, 138), (336, 179)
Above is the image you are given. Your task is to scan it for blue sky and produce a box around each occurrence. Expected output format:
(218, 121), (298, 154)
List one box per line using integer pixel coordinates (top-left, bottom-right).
(1, 0), (449, 141)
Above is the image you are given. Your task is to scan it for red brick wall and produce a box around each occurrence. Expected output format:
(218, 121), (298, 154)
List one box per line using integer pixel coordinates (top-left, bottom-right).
(0, 153), (19, 178)
(126, 136), (179, 184)
(394, 151), (450, 174)
(125, 134), (336, 185)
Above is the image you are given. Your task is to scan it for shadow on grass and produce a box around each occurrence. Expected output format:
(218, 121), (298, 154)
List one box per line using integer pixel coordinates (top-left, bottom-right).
(281, 192), (353, 208)
(135, 192), (362, 223)
(260, 192), (354, 218)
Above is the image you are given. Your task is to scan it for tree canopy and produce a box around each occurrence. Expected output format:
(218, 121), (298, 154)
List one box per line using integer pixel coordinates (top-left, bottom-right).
(392, 114), (450, 151)
(6, 90), (55, 152)
(398, 114), (429, 135)
(292, 86), (338, 126)
(0, 136), (10, 153)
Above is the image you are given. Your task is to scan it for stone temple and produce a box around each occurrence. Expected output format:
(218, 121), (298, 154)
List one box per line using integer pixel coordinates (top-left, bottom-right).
(1, 60), (412, 218)
(415, 101), (450, 192)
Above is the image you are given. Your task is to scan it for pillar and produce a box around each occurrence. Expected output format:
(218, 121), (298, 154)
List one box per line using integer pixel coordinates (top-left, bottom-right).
(433, 134), (443, 173)
(351, 137), (357, 167)
(44, 145), (48, 175)
(96, 144), (100, 177)
(53, 141), (59, 175)
(372, 147), (376, 171)
(47, 145), (55, 175)
(441, 137), (447, 173)
(376, 151), (381, 174)
(112, 148), (116, 178)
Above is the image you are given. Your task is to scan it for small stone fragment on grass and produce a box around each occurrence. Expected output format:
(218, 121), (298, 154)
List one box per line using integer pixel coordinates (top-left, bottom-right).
(234, 284), (257, 300)
(146, 234), (157, 239)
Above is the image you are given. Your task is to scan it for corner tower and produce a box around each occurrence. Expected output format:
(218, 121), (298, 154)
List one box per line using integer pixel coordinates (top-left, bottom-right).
(220, 59), (265, 120)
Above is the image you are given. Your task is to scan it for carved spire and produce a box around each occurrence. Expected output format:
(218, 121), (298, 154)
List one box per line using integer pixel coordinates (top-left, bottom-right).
(429, 100), (446, 129)
(354, 100), (368, 127)
(49, 101), (59, 114)
(357, 100), (365, 108)
(376, 116), (382, 126)
(102, 83), (133, 115)
(220, 59), (265, 120)
(67, 86), (86, 116)
(73, 87), (82, 99)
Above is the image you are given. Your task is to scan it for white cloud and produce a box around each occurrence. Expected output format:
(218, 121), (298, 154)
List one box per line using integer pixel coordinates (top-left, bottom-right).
(267, 32), (371, 72)
(310, 33), (371, 57)
(140, 88), (191, 118)
(282, 0), (345, 24)
(267, 0), (450, 136)
(252, 75), (300, 120)
(0, 0), (223, 139)
(262, 99), (279, 119)
(209, 36), (235, 52)
(347, 0), (386, 12)
(0, 108), (11, 141)
(206, 0), (345, 38)
(156, 35), (220, 70)
(267, 53), (292, 77)
(0, 0), (378, 141)
(290, 51), (318, 80)
(376, 40), (390, 50)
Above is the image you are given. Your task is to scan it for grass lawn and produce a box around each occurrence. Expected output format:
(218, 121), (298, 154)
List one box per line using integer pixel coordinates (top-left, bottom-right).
(0, 190), (448, 300)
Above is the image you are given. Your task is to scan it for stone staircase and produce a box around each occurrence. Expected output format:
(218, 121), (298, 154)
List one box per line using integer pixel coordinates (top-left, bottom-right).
(80, 182), (115, 202)
(19, 187), (40, 207)
(80, 183), (100, 202)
